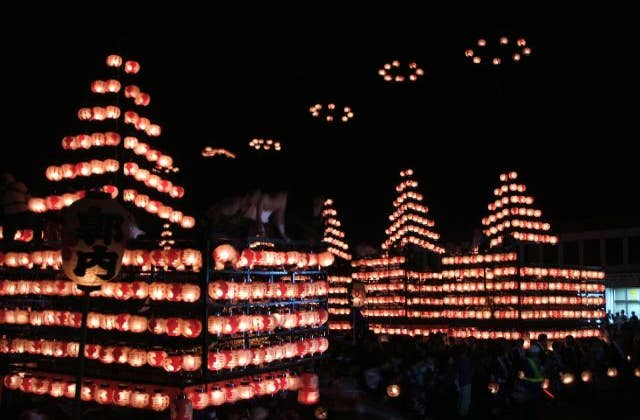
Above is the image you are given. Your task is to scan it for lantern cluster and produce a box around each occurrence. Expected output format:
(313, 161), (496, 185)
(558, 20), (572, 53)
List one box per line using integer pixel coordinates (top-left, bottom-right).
(206, 337), (328, 372)
(121, 248), (202, 270)
(4, 372), (174, 411)
(249, 138), (282, 151)
(201, 147), (236, 158)
(208, 280), (328, 301)
(378, 60), (424, 82)
(382, 169), (445, 253)
(123, 137), (174, 168)
(45, 159), (119, 181)
(482, 171), (558, 247)
(122, 190), (195, 229)
(1, 250), (62, 269)
(61, 132), (121, 150)
(0, 228), (34, 242)
(123, 85), (151, 106)
(321, 199), (352, 261)
(465, 36), (531, 66)
(212, 244), (334, 270)
(207, 309), (328, 335)
(77, 106), (121, 121)
(122, 163), (183, 197)
(309, 103), (354, 123)
(123, 111), (161, 137)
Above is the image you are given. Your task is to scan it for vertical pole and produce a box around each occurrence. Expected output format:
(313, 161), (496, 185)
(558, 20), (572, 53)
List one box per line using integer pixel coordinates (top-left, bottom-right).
(72, 288), (92, 420)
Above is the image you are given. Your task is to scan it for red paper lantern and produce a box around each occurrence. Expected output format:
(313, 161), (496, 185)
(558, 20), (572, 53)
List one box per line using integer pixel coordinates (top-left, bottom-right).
(125, 60), (141, 74)
(147, 350), (168, 368)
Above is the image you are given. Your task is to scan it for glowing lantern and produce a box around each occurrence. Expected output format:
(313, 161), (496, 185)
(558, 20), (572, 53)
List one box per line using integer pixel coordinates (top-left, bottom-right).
(189, 387), (209, 410)
(128, 316), (148, 333)
(181, 284), (200, 302)
(182, 319), (202, 338)
(134, 194), (149, 208)
(113, 347), (128, 364)
(105, 132), (120, 146)
(386, 384), (400, 398)
(146, 124), (161, 137)
(4, 374), (22, 390)
(182, 354), (202, 371)
(125, 60), (141, 74)
(318, 251), (335, 267)
(46, 166), (63, 181)
(224, 383), (240, 404)
(208, 385), (226, 406)
(106, 105), (120, 119)
(170, 210), (183, 223)
(131, 387), (150, 409)
(213, 244), (239, 270)
(78, 107), (93, 120)
(238, 381), (255, 400)
(95, 383), (115, 404)
(80, 382), (94, 401)
(91, 80), (106, 93)
(28, 198), (47, 213)
(106, 55), (123, 67)
(581, 370), (592, 382)
(298, 389), (320, 405)
(49, 379), (66, 398)
(607, 367), (618, 377)
(151, 390), (170, 411)
(180, 216), (195, 229)
(488, 382), (499, 394)
(208, 351), (229, 371)
(158, 206), (171, 219)
(162, 354), (183, 372)
(99, 346), (115, 364)
(149, 283), (166, 300)
(136, 117), (150, 130)
(106, 79), (121, 93)
(128, 348), (147, 367)
(148, 318), (167, 335)
(560, 372), (574, 385)
(158, 155), (173, 168)
(144, 350), (166, 368)
(114, 385), (131, 406)
(104, 159), (119, 173)
(33, 377), (50, 395)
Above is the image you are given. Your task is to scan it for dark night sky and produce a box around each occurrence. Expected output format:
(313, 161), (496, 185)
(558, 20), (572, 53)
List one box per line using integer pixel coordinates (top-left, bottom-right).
(1, 4), (637, 246)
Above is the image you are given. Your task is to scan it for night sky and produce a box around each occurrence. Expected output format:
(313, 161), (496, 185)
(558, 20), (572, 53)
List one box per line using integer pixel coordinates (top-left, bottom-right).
(1, 4), (637, 246)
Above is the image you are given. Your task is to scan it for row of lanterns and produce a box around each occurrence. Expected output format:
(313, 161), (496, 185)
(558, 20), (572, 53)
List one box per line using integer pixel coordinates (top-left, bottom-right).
(123, 136), (174, 168)
(105, 55), (141, 73)
(329, 308), (350, 315)
(0, 227), (33, 242)
(482, 207), (542, 225)
(352, 255), (405, 268)
(208, 280), (329, 301)
(207, 309), (328, 335)
(77, 106), (121, 121)
(386, 214), (436, 235)
(4, 372), (173, 411)
(488, 194), (535, 211)
(212, 244), (335, 270)
(61, 132), (121, 150)
(329, 321), (351, 330)
(122, 190), (195, 229)
(441, 281), (604, 293)
(123, 111), (161, 137)
(123, 84), (151, 106)
(493, 182), (527, 196)
(45, 159), (119, 181)
(389, 202), (430, 221)
(27, 190), (86, 213)
(122, 163), (183, 196)
(328, 275), (351, 284)
(352, 269), (405, 281)
(484, 220), (551, 236)
(0, 308), (203, 338)
(441, 266), (604, 280)
(370, 326), (602, 341)
(0, 279), (201, 302)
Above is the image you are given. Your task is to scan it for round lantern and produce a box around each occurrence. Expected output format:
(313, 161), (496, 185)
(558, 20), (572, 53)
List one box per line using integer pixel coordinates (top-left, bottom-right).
(298, 389), (320, 405)
(212, 244), (239, 270)
(148, 318), (167, 335)
(208, 351), (229, 371)
(181, 216), (196, 229)
(125, 60), (141, 74)
(488, 382), (499, 394)
(560, 372), (575, 385)
(164, 318), (181, 336)
(4, 373), (22, 390)
(128, 316), (148, 333)
(158, 155), (174, 169)
(125, 85), (140, 98)
(114, 385), (132, 406)
(607, 367), (618, 377)
(182, 354), (202, 371)
(64, 382), (76, 399)
(128, 348), (147, 367)
(147, 349), (167, 368)
(386, 384), (400, 398)
(189, 387), (209, 410)
(80, 381), (94, 401)
(181, 284), (200, 302)
(99, 346), (115, 364)
(130, 387), (150, 409)
(95, 383), (115, 404)
(238, 381), (255, 400)
(208, 385), (226, 406)
(151, 390), (170, 411)
(106, 55), (123, 67)
(163, 355), (183, 372)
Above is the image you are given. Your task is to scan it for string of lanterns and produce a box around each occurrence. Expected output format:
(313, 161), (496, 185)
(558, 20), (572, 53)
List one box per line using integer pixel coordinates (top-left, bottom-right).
(122, 164), (184, 197)
(61, 132), (121, 150)
(45, 159), (119, 181)
(123, 137), (174, 168)
(212, 244), (335, 270)
(123, 111), (162, 137)
(208, 280), (328, 301)
(207, 309), (328, 335)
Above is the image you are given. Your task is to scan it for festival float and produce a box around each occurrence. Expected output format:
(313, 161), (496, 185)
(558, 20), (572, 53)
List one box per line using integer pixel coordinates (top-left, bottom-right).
(0, 54), (329, 417)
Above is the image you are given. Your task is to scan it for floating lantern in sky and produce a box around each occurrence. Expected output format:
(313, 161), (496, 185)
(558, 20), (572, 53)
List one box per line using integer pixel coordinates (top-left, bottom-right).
(465, 36), (531, 66)
(309, 103), (354, 123)
(378, 60), (424, 82)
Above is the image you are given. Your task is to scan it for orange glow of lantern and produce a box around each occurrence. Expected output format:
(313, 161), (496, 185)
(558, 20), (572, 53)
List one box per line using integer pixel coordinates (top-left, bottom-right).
(106, 55), (123, 67)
